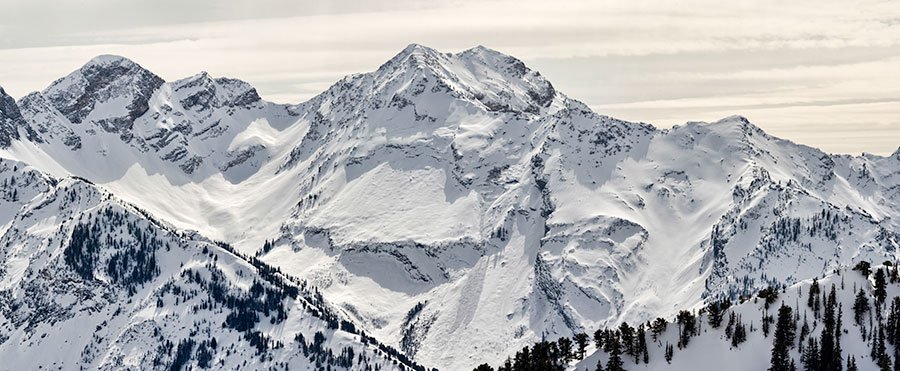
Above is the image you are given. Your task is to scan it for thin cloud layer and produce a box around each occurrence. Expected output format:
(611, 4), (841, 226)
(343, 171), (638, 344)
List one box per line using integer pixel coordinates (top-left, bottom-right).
(0, 0), (897, 155)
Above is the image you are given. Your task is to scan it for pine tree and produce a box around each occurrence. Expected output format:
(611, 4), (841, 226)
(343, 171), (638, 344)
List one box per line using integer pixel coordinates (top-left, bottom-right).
(799, 315), (810, 353)
(732, 317), (747, 348)
(847, 355), (858, 371)
(855, 288), (871, 326)
(809, 278), (822, 316)
(676, 310), (696, 348)
(836, 305), (843, 371)
(770, 304), (796, 371)
(707, 299), (731, 328)
(637, 325), (649, 364)
(574, 333), (590, 360)
(595, 359), (604, 371)
(819, 285), (840, 371)
(877, 324), (891, 371)
(606, 334), (625, 371)
(875, 269), (888, 304)
(557, 337), (574, 363)
(593, 328), (605, 350)
(664, 342), (674, 364)
(619, 322), (635, 358)
(650, 318), (667, 341)
(802, 338), (820, 371)
(854, 261), (872, 277)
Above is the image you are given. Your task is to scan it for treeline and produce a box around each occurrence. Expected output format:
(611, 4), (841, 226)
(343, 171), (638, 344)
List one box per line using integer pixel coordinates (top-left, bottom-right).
(475, 261), (900, 371)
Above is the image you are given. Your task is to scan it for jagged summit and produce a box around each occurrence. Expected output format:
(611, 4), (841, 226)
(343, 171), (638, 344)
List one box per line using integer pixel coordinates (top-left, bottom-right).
(339, 43), (565, 116)
(80, 54), (139, 69)
(0, 86), (26, 147)
(170, 71), (262, 111)
(41, 54), (164, 132)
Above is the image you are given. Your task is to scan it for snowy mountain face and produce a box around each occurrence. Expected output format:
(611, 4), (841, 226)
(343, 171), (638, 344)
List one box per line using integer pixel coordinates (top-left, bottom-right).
(0, 159), (427, 370)
(1, 44), (899, 370)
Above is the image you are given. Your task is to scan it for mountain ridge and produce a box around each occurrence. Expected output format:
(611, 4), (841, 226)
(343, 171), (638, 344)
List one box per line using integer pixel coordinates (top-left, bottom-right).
(0, 44), (898, 371)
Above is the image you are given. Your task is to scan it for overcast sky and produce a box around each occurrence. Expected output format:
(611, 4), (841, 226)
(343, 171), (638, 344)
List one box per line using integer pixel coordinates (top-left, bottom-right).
(1, 0), (898, 155)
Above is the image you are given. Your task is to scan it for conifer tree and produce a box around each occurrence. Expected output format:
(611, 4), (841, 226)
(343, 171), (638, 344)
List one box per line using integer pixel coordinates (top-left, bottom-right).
(819, 285), (840, 371)
(574, 333), (590, 360)
(732, 317), (747, 348)
(809, 278), (822, 316)
(619, 322), (635, 358)
(557, 337), (574, 363)
(707, 299), (731, 328)
(846, 355), (858, 371)
(770, 304), (796, 371)
(593, 328), (605, 350)
(638, 326), (649, 364)
(664, 342), (674, 364)
(875, 269), (888, 304)
(606, 334), (625, 371)
(855, 289), (871, 326)
(877, 324), (891, 371)
(650, 318), (667, 341)
(802, 338), (820, 371)
(676, 310), (696, 348)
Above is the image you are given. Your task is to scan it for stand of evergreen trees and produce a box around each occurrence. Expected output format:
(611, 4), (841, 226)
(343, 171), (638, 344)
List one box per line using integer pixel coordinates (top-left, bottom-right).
(475, 262), (900, 371)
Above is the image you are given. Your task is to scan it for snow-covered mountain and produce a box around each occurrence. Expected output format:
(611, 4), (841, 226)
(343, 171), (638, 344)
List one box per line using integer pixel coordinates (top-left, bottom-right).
(0, 158), (428, 370)
(1, 44), (899, 370)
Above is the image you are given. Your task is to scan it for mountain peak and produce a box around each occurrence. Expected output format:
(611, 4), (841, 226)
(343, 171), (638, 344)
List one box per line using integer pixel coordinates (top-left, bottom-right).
(360, 44), (563, 115)
(170, 71), (261, 110)
(80, 54), (137, 70)
(42, 54), (164, 132)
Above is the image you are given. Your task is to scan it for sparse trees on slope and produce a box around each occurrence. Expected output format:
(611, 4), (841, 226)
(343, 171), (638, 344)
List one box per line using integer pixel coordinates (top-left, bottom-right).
(650, 318), (667, 341)
(676, 310), (697, 348)
(636, 325), (649, 364)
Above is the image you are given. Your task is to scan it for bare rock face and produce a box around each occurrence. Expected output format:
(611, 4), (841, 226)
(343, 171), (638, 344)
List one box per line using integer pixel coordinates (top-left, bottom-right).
(0, 86), (25, 148)
(42, 55), (164, 136)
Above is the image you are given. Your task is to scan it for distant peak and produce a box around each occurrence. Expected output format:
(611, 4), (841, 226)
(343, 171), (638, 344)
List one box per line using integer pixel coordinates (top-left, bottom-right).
(81, 54), (137, 69)
(460, 44), (501, 56)
(382, 43), (445, 69)
(714, 115), (752, 125)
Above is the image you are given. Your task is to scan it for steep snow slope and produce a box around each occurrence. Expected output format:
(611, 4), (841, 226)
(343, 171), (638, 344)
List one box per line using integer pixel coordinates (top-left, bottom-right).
(0, 44), (898, 370)
(0, 159), (427, 370)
